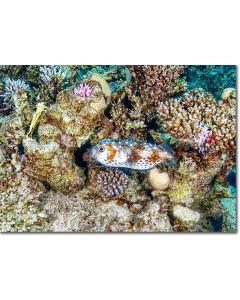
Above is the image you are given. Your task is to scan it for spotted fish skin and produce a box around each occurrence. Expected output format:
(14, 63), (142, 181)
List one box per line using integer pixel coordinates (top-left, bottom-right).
(91, 139), (174, 170)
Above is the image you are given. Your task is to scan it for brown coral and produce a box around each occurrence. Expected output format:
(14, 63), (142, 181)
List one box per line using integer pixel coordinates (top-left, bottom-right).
(96, 168), (129, 197)
(157, 88), (236, 158)
(108, 88), (148, 140)
(128, 65), (186, 104)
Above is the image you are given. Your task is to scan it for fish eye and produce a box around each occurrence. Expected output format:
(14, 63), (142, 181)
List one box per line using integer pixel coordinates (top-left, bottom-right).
(98, 146), (105, 152)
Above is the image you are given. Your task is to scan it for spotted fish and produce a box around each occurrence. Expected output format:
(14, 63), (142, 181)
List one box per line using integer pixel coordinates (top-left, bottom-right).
(91, 139), (174, 170)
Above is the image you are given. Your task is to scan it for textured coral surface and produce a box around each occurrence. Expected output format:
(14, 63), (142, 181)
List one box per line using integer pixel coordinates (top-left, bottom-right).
(0, 65), (236, 232)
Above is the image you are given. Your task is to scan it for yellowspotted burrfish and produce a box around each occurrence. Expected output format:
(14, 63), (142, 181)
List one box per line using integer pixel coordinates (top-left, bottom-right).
(91, 139), (174, 170)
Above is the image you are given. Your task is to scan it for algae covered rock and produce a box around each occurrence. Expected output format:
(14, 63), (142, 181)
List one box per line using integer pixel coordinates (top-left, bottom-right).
(23, 76), (111, 194)
(38, 77), (110, 147)
(133, 202), (172, 232)
(23, 137), (85, 194)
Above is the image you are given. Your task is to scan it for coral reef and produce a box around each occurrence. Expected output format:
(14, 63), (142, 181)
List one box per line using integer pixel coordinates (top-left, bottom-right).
(39, 65), (67, 84)
(0, 65), (236, 232)
(23, 137), (85, 194)
(0, 168), (49, 232)
(2, 78), (29, 104)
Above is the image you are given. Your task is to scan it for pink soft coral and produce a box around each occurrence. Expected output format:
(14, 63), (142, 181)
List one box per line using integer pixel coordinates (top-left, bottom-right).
(74, 83), (92, 97)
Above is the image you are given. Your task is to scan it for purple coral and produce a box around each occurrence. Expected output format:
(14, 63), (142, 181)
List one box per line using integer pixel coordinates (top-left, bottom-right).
(74, 83), (93, 97)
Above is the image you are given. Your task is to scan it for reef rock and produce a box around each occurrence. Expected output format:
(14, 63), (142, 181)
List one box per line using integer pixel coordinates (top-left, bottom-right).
(23, 76), (111, 193)
(133, 202), (172, 232)
(38, 77), (110, 147)
(23, 138), (85, 194)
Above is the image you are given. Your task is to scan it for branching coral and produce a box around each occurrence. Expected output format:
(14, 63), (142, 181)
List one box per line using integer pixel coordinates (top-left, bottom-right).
(96, 168), (129, 197)
(107, 66), (187, 140)
(1, 78), (29, 103)
(157, 88), (236, 158)
(39, 65), (67, 83)
(74, 83), (93, 97)
(128, 65), (186, 103)
(108, 89), (148, 140)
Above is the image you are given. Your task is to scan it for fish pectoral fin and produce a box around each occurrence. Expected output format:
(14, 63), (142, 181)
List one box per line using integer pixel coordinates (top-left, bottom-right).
(159, 152), (173, 161)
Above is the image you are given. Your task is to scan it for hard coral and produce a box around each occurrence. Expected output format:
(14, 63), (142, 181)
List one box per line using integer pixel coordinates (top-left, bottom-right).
(157, 88), (236, 158)
(2, 78), (29, 104)
(109, 88), (148, 140)
(74, 83), (93, 97)
(147, 168), (170, 191)
(173, 205), (200, 224)
(96, 168), (129, 197)
(39, 65), (67, 83)
(128, 65), (186, 104)
(44, 189), (133, 232)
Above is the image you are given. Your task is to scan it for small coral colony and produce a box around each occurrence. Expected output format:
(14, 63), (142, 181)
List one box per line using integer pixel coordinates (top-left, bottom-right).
(0, 65), (236, 232)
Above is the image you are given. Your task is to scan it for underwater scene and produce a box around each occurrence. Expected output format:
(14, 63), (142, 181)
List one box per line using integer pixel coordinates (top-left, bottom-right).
(0, 65), (236, 232)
